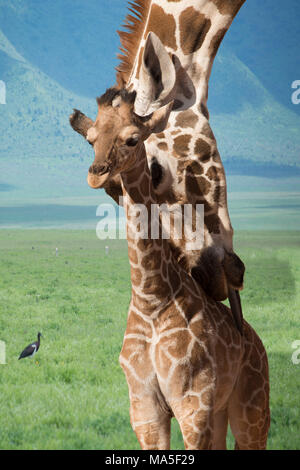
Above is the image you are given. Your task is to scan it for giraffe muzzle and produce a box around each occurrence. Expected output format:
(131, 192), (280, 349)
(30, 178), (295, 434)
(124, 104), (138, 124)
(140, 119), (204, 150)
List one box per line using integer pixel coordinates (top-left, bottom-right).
(87, 164), (110, 189)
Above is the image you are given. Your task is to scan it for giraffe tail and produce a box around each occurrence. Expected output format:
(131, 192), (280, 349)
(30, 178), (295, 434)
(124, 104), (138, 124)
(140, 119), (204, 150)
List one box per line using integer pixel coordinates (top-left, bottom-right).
(228, 288), (244, 336)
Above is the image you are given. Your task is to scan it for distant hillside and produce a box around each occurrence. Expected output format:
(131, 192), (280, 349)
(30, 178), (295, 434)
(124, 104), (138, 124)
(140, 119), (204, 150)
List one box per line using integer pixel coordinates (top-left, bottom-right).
(1, 0), (299, 117)
(0, 31), (97, 199)
(222, 0), (300, 117)
(0, 8), (299, 202)
(1, 26), (299, 169)
(0, 0), (126, 98)
(0, 30), (95, 160)
(210, 50), (300, 168)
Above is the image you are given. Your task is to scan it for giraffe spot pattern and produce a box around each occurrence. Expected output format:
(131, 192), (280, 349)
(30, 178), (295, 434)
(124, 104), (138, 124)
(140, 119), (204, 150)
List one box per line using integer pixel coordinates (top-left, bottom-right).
(157, 142), (168, 151)
(175, 110), (198, 128)
(194, 138), (211, 162)
(179, 8), (212, 55)
(201, 122), (215, 141)
(173, 134), (192, 158)
(204, 213), (220, 234)
(209, 28), (228, 61)
(186, 172), (211, 198)
(145, 4), (177, 51)
(211, 0), (245, 16)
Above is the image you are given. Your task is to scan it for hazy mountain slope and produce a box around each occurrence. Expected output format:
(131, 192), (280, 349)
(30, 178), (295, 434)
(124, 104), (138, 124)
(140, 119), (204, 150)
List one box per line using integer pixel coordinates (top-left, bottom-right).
(210, 50), (300, 168)
(0, 32), (95, 160)
(0, 32), (97, 199)
(223, 0), (300, 117)
(0, 0), (126, 98)
(0, 27), (299, 173)
(1, 0), (299, 117)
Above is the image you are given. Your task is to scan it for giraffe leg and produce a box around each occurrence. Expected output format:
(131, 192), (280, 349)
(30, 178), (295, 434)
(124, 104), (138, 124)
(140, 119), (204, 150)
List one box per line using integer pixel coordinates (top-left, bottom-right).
(129, 396), (172, 450)
(212, 409), (228, 450)
(228, 349), (270, 450)
(171, 401), (214, 450)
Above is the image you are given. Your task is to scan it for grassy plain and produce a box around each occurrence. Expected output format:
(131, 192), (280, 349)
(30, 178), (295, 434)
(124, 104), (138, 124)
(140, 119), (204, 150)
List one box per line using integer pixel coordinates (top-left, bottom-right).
(0, 230), (299, 450)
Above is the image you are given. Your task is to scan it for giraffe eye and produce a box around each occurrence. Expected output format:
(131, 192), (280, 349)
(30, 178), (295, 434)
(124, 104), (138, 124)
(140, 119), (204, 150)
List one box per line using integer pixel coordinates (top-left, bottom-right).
(125, 136), (139, 147)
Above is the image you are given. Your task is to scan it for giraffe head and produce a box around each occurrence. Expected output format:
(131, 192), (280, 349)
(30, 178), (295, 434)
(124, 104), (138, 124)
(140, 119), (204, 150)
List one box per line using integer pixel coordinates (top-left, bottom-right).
(70, 32), (176, 189)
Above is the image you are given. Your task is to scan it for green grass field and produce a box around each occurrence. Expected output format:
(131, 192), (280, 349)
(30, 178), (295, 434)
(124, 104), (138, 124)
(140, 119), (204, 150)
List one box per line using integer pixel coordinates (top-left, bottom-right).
(0, 230), (299, 450)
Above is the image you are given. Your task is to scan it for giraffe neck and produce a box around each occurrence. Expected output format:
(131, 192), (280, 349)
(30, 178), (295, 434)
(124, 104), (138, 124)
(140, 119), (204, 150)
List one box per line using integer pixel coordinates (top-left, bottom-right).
(121, 145), (185, 314)
(118, 0), (246, 110)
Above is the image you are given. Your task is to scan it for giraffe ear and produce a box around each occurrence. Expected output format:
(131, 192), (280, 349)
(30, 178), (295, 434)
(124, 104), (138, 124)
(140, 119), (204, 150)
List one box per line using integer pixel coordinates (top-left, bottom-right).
(69, 109), (94, 139)
(144, 101), (174, 134)
(134, 32), (176, 117)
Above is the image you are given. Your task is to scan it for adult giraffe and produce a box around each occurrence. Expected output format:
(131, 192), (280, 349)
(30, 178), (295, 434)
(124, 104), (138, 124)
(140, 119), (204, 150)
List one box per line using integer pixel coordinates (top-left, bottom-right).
(71, 0), (247, 334)
(69, 82), (270, 450)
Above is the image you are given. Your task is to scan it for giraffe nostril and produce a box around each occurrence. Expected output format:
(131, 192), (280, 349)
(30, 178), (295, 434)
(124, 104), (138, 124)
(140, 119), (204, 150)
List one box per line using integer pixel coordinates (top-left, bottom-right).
(89, 164), (109, 175)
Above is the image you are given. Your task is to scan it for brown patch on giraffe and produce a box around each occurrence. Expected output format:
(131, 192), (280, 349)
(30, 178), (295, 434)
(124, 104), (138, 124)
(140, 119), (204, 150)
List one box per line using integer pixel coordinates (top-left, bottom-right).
(179, 8), (211, 55)
(144, 4), (177, 51)
(137, 238), (154, 251)
(127, 186), (144, 204)
(143, 275), (169, 299)
(186, 173), (211, 198)
(211, 0), (245, 16)
(139, 174), (150, 197)
(206, 165), (223, 182)
(171, 129), (181, 136)
(126, 310), (153, 338)
(169, 363), (190, 399)
(132, 291), (153, 312)
(204, 213), (220, 234)
(141, 250), (161, 271)
(182, 395), (200, 412)
(167, 263), (181, 292)
(194, 138), (211, 163)
(211, 149), (221, 163)
(189, 318), (206, 340)
(161, 330), (191, 359)
(156, 132), (165, 140)
(186, 161), (204, 177)
(173, 134), (192, 158)
(128, 246), (138, 265)
(215, 342), (229, 374)
(209, 28), (227, 61)
(216, 185), (227, 205)
(131, 267), (142, 286)
(157, 142), (168, 151)
(201, 122), (215, 141)
(175, 64), (194, 100)
(155, 347), (172, 379)
(175, 110), (198, 129)
(189, 63), (202, 83)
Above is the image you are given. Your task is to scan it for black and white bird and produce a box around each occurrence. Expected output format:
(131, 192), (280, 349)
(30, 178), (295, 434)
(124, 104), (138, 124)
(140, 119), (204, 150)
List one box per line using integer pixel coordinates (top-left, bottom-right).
(18, 332), (42, 360)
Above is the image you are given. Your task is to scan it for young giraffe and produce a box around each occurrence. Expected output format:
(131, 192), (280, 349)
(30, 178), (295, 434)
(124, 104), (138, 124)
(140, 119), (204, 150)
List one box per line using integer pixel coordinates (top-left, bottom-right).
(71, 0), (247, 334)
(70, 87), (270, 450)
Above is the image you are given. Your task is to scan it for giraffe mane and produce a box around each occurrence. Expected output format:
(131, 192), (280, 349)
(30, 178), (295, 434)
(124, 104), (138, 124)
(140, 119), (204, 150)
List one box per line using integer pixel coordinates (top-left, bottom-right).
(116, 0), (151, 86)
